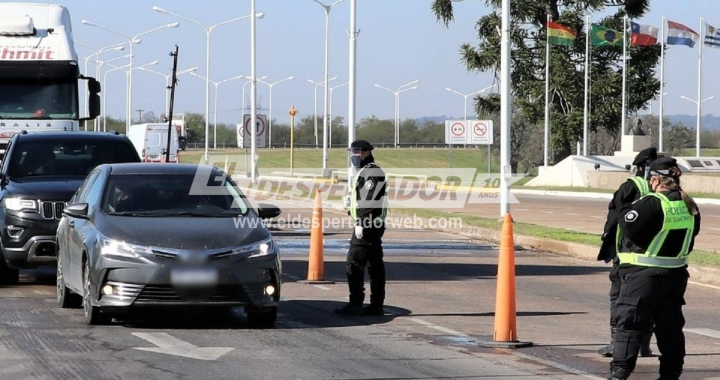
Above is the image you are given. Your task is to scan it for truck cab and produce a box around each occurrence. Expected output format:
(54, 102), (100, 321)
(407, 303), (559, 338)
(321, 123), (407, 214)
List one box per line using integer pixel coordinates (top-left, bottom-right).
(0, 3), (100, 157)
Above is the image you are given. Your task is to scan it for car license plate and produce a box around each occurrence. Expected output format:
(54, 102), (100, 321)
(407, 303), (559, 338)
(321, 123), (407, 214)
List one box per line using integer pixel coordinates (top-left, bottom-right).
(171, 268), (218, 286)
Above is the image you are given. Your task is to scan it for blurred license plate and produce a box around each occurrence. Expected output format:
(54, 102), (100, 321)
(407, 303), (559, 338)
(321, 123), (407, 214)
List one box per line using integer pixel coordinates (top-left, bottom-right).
(171, 268), (218, 286)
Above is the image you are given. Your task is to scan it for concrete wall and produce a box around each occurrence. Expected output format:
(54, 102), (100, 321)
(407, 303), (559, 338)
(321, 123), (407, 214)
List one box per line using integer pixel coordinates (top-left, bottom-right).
(587, 172), (720, 194)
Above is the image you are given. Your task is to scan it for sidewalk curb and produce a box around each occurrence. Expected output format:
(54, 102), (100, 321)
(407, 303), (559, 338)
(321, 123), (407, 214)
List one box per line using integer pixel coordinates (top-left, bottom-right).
(512, 188), (720, 205)
(240, 185), (720, 287)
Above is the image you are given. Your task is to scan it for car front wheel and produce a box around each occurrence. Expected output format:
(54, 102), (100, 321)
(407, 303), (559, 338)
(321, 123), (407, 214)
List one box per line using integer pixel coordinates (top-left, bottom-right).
(82, 260), (111, 325)
(0, 248), (19, 285)
(57, 254), (81, 308)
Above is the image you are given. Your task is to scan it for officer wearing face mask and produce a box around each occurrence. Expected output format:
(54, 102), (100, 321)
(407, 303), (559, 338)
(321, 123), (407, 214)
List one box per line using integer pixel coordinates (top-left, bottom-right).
(335, 140), (389, 316)
(609, 157), (701, 380)
(597, 147), (657, 357)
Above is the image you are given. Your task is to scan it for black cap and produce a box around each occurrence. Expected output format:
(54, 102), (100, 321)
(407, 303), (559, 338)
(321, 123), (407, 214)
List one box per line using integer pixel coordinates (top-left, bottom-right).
(348, 139), (374, 151)
(648, 157), (679, 177)
(632, 147), (657, 166)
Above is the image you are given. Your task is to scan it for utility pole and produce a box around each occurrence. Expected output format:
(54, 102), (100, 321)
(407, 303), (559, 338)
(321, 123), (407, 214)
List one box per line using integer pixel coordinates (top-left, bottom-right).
(136, 109), (144, 123)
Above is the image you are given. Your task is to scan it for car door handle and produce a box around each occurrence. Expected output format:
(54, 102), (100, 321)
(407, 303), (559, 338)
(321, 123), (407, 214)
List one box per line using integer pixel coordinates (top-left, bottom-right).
(68, 220), (75, 228)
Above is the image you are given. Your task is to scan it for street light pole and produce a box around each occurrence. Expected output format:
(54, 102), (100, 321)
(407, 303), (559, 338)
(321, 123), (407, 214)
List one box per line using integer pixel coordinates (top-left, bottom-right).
(242, 75), (268, 116)
(153, 6), (263, 165)
(329, 82), (349, 147)
(81, 20), (179, 130)
(308, 76), (338, 149)
(374, 80), (419, 148)
(137, 67), (198, 117)
(258, 76), (295, 148)
(190, 72), (244, 150)
(680, 95), (715, 157)
(310, 0), (348, 171)
(101, 60), (159, 132)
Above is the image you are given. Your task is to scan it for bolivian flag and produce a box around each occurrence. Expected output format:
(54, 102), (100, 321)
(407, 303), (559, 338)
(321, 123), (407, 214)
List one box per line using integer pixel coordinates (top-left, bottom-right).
(547, 21), (577, 46)
(591, 24), (625, 46)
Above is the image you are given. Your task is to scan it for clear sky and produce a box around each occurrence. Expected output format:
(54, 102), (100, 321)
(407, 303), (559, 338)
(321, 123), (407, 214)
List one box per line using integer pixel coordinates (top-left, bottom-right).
(57, 0), (720, 125)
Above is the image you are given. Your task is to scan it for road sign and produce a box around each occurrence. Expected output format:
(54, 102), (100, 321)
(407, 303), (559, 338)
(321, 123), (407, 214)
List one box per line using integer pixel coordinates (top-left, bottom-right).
(445, 120), (468, 144)
(242, 114), (267, 148)
(470, 120), (493, 145)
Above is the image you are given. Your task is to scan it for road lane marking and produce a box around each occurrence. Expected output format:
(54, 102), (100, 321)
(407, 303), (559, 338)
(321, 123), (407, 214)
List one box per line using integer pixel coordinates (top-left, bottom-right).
(708, 227), (720, 232)
(564, 213), (579, 216)
(33, 290), (53, 295)
(684, 328), (720, 339)
(688, 281), (720, 290)
(707, 215), (720, 218)
(540, 211), (554, 214)
(515, 208), (529, 212)
(406, 318), (603, 380)
(589, 216), (604, 219)
(132, 333), (233, 361)
(313, 285), (330, 291)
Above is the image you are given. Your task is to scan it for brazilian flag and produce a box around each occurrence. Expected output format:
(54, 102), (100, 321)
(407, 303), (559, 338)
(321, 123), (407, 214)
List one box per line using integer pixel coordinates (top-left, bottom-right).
(591, 24), (625, 46)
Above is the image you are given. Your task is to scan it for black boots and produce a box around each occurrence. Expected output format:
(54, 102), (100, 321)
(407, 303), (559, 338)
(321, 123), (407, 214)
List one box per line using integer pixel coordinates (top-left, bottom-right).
(608, 365), (631, 380)
(599, 327), (617, 357)
(363, 304), (385, 316)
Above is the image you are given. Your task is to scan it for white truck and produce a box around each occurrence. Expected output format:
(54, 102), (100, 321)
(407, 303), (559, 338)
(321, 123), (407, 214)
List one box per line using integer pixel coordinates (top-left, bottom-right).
(170, 113), (188, 150)
(0, 3), (101, 157)
(127, 123), (179, 163)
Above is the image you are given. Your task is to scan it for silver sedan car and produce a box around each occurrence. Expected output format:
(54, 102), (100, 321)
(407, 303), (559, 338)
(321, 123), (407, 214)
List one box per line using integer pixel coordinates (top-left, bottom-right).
(55, 163), (282, 327)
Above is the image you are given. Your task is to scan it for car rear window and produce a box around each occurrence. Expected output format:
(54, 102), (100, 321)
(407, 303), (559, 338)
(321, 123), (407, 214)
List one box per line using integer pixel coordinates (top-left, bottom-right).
(8, 139), (139, 177)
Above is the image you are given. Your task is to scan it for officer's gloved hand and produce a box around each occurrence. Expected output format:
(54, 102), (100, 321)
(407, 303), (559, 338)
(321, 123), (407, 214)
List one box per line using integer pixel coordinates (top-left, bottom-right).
(354, 225), (364, 239)
(601, 232), (608, 241)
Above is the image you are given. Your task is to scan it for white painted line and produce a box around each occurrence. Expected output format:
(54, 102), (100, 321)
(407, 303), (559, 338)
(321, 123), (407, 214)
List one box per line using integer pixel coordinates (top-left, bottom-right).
(540, 211), (554, 214)
(564, 213), (579, 216)
(408, 318), (471, 337)
(708, 227), (720, 232)
(33, 290), (53, 295)
(707, 215), (720, 218)
(313, 285), (330, 291)
(589, 216), (604, 219)
(132, 333), (233, 360)
(407, 318), (603, 380)
(688, 280), (720, 290)
(684, 328), (720, 339)
(515, 208), (530, 212)
(511, 351), (605, 380)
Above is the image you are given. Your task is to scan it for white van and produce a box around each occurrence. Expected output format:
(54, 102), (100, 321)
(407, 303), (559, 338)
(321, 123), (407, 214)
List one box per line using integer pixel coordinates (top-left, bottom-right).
(127, 123), (179, 163)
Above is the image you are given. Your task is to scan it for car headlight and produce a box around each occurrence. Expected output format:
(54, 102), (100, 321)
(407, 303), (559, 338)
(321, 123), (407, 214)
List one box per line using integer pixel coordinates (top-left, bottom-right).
(4, 198), (38, 212)
(100, 238), (152, 259)
(231, 237), (276, 258)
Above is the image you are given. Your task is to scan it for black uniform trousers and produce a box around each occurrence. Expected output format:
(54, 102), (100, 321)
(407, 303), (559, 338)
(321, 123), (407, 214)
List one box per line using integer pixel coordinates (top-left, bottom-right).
(609, 258), (621, 327)
(612, 266), (689, 377)
(347, 227), (386, 306)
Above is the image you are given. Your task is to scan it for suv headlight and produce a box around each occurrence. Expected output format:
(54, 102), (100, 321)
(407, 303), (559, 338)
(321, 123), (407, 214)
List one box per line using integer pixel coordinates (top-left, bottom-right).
(231, 237), (276, 258)
(100, 238), (152, 259)
(4, 198), (38, 212)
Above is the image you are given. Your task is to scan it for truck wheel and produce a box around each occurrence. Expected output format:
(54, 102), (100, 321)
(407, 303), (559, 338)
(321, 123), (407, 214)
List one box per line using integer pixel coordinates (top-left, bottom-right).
(0, 249), (19, 285)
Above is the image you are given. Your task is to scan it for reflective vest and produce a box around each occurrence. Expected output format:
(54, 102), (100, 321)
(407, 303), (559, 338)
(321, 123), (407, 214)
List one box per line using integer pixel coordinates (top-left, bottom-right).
(616, 193), (695, 268)
(350, 163), (388, 225)
(627, 176), (650, 197)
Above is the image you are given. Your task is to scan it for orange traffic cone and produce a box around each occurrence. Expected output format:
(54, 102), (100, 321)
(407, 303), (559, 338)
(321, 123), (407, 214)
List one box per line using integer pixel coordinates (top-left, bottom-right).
(480, 213), (532, 348)
(300, 189), (334, 284)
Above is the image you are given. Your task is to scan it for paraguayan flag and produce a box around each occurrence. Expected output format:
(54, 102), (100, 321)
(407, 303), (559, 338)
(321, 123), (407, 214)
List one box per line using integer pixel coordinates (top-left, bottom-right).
(706, 22), (720, 48)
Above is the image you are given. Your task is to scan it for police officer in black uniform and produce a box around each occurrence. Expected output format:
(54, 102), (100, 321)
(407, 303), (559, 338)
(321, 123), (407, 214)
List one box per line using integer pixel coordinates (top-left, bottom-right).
(597, 147), (657, 357)
(335, 140), (389, 316)
(609, 157), (701, 380)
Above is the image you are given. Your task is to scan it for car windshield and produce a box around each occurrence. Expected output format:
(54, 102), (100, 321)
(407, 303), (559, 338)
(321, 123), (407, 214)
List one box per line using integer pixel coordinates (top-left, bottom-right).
(7, 140), (139, 178)
(0, 78), (78, 119)
(103, 174), (250, 217)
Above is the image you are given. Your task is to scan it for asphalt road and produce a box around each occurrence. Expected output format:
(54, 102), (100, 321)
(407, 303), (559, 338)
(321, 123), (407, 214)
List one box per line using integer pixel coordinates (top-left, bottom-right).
(2, 199), (720, 380)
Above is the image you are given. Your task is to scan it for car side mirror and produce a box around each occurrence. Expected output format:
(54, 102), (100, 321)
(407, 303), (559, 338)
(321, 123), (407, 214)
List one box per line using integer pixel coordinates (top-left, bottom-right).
(257, 203), (281, 219)
(64, 203), (89, 219)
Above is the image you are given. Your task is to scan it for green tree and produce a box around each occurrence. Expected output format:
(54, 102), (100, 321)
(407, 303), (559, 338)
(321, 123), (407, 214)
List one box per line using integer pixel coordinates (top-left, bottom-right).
(432, 0), (660, 163)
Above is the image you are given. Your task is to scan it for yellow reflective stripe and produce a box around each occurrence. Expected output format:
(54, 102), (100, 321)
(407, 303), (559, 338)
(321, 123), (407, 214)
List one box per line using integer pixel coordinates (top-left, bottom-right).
(628, 177), (650, 196)
(617, 253), (687, 267)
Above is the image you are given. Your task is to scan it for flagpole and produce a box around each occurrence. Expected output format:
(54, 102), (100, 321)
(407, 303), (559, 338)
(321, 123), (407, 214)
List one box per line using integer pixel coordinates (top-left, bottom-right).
(659, 16), (665, 153)
(621, 15), (628, 136)
(544, 13), (550, 166)
(697, 17), (704, 158)
(583, 15), (590, 156)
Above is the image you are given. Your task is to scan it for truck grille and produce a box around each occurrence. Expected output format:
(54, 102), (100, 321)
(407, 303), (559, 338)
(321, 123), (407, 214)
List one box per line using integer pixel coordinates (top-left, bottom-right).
(41, 201), (66, 220)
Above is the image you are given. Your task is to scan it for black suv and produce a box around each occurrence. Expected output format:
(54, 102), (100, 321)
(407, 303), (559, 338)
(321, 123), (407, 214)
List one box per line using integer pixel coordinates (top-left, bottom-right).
(0, 131), (141, 284)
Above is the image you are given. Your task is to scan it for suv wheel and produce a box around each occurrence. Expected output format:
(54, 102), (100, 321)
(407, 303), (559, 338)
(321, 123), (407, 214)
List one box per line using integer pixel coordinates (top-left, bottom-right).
(82, 260), (110, 325)
(0, 249), (19, 285)
(57, 254), (81, 308)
